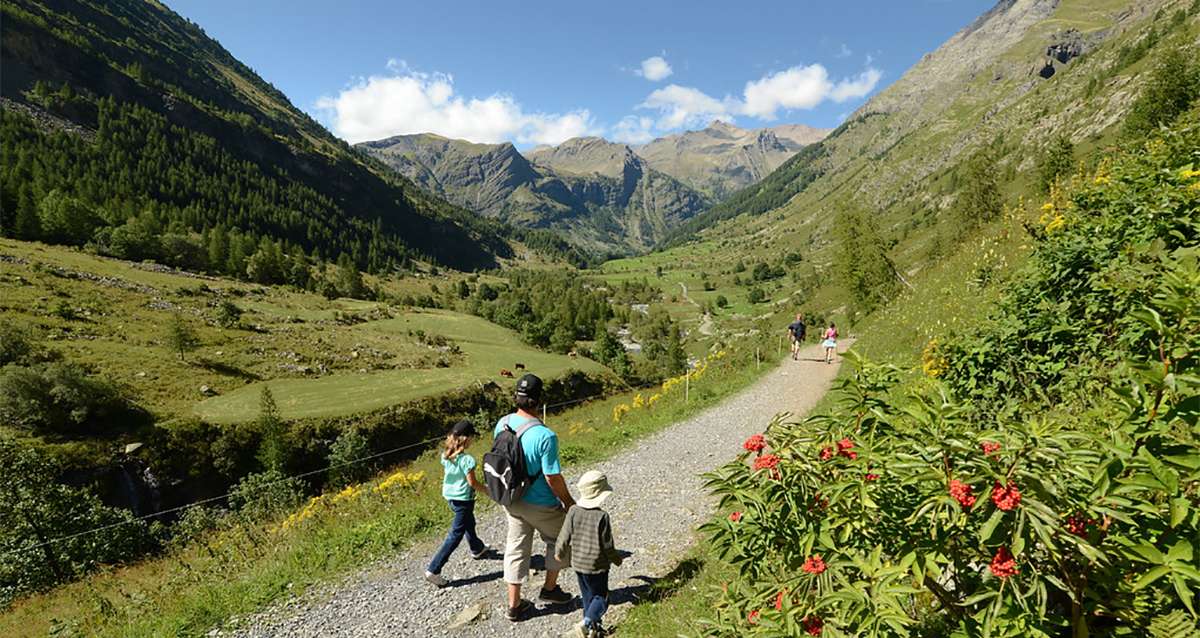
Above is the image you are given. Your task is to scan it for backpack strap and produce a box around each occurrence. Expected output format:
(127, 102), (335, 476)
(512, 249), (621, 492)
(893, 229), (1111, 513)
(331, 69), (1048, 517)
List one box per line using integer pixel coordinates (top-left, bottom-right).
(514, 418), (543, 438)
(511, 417), (545, 478)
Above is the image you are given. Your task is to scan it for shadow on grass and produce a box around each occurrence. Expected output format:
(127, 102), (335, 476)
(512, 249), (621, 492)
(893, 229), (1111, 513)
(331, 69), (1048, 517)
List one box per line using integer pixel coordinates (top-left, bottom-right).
(195, 358), (262, 381)
(611, 557), (705, 606)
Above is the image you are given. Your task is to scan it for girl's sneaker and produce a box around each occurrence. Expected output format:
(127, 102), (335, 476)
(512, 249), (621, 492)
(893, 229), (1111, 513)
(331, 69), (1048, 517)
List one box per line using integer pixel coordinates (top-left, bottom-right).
(424, 571), (448, 587)
(587, 624), (606, 638)
(471, 546), (490, 559)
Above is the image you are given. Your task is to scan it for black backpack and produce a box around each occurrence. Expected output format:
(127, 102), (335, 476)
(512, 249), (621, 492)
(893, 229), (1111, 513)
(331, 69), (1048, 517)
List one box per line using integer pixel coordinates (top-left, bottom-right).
(483, 415), (543, 506)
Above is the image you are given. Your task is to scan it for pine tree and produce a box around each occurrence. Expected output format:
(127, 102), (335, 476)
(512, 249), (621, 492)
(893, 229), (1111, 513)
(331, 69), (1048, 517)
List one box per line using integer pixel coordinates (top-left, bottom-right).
(1037, 135), (1074, 195)
(165, 313), (200, 361)
(954, 150), (1003, 231)
(256, 386), (288, 473)
(833, 208), (901, 316)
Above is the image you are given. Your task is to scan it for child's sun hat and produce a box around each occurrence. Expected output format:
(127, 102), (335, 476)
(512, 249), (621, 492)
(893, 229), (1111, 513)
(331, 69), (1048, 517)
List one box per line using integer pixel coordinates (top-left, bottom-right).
(576, 470), (613, 508)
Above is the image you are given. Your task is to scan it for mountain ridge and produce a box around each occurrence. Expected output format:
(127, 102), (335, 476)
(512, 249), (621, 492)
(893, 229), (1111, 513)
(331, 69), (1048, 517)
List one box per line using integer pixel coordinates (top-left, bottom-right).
(358, 121), (829, 253)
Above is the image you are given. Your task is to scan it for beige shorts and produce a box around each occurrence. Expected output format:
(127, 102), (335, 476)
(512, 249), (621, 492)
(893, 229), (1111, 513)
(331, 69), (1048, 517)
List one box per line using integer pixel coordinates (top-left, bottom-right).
(502, 500), (567, 585)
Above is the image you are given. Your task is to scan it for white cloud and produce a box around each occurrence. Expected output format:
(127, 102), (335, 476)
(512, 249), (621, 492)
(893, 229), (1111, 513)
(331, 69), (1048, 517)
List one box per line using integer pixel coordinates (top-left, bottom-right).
(836, 43), (853, 58)
(741, 64), (835, 119)
(636, 55), (674, 81)
(830, 68), (882, 102)
(634, 62), (882, 131)
(315, 60), (597, 145)
(610, 116), (657, 144)
(638, 84), (737, 129)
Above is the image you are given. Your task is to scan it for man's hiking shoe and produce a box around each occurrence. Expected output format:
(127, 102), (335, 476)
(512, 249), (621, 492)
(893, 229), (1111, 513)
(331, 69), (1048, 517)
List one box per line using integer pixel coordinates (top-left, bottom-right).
(538, 585), (573, 604)
(506, 599), (533, 622)
(470, 546), (490, 560)
(423, 571), (448, 588)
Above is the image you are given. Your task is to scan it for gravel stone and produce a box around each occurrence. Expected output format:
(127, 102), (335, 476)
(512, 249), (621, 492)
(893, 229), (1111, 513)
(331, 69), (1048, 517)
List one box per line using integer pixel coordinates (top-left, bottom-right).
(225, 343), (845, 637)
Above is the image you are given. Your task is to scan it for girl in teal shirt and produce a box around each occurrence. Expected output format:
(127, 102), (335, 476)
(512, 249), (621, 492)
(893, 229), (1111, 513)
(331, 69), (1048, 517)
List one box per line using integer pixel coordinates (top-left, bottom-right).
(425, 419), (490, 587)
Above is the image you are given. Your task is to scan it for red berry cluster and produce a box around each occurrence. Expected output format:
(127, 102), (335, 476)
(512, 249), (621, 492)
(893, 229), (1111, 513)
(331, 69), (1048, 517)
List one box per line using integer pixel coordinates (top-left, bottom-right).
(802, 555), (826, 574)
(837, 438), (858, 460)
(981, 441), (1001, 456)
(752, 453), (781, 480)
(865, 472), (880, 481)
(774, 589), (786, 611)
(743, 434), (766, 453)
(989, 546), (1019, 578)
(748, 609), (760, 625)
(803, 616), (824, 636)
(819, 446), (834, 461)
(752, 454), (780, 472)
(1064, 514), (1097, 538)
(729, 511), (743, 523)
(949, 479), (976, 508)
(991, 481), (1021, 511)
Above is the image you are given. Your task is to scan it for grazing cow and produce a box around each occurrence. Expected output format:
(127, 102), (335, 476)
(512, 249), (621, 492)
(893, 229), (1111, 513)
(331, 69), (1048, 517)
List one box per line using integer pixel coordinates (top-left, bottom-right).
(500, 369), (514, 378)
(514, 362), (526, 370)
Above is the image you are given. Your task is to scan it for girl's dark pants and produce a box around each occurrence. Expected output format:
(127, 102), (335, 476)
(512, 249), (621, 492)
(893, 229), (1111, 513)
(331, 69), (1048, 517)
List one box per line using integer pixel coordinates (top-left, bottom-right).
(576, 570), (610, 628)
(427, 499), (485, 574)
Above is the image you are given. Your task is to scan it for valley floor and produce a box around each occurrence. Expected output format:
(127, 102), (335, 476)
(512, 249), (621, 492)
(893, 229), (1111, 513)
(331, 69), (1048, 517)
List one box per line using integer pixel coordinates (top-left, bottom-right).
(219, 342), (846, 637)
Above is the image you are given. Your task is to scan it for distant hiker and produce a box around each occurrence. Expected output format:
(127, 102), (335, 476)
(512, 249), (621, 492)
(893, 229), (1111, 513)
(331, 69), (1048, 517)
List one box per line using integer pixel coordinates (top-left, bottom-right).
(822, 322), (839, 364)
(424, 419), (491, 587)
(787, 313), (807, 361)
(487, 373), (576, 621)
(555, 470), (623, 638)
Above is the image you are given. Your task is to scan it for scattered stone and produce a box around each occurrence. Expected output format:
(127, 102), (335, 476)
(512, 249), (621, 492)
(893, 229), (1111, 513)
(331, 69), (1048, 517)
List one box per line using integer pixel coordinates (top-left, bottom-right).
(446, 601), (488, 629)
(199, 385), (217, 396)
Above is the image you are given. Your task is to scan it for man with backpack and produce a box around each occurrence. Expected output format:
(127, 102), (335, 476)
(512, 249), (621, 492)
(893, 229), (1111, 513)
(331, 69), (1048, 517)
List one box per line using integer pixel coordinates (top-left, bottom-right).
(484, 373), (576, 621)
(787, 314), (807, 361)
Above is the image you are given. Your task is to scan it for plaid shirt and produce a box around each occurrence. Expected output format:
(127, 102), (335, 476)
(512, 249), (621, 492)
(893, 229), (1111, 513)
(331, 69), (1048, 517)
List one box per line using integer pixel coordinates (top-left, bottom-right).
(554, 505), (622, 574)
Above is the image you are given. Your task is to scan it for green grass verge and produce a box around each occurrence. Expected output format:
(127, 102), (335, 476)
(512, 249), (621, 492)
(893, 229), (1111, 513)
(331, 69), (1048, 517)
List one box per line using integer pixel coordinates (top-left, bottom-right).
(0, 345), (782, 638)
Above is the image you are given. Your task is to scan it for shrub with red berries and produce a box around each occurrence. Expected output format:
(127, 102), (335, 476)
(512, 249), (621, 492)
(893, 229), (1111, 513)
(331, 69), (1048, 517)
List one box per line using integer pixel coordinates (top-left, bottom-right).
(948, 479), (976, 508)
(743, 433), (766, 454)
(989, 546), (1019, 578)
(990, 481), (1021, 511)
(802, 555), (826, 574)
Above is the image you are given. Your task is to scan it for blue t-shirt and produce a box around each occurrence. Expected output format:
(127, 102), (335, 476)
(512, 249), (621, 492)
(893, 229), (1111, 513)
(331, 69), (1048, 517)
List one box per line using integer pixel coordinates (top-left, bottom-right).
(494, 413), (561, 508)
(441, 453), (476, 501)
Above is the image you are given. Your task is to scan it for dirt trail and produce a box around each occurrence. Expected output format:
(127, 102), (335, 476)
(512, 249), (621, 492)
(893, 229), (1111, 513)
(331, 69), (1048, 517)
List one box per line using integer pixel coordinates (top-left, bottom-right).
(227, 342), (847, 638)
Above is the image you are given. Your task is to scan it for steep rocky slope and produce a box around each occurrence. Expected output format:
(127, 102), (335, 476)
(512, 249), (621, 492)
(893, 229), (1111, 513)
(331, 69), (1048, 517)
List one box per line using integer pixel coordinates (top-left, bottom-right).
(667, 0), (1191, 278)
(637, 120), (830, 199)
(362, 134), (710, 254)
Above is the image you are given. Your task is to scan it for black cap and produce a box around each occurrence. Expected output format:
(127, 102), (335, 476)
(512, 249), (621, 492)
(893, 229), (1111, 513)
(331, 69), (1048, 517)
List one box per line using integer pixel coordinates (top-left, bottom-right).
(515, 373), (543, 399)
(450, 419), (477, 437)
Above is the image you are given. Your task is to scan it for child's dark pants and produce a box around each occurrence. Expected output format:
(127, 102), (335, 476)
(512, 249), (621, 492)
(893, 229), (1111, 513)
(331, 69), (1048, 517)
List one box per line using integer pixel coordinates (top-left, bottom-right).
(576, 570), (609, 628)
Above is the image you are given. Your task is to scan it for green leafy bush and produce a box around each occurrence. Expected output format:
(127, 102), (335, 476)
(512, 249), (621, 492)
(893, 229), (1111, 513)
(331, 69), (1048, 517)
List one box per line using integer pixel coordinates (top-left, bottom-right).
(0, 361), (144, 436)
(0, 439), (154, 607)
(697, 112), (1200, 636)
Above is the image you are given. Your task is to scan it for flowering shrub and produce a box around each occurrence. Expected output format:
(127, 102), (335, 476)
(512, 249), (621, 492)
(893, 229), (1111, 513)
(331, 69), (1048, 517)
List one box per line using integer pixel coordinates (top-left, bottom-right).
(698, 113), (1200, 635)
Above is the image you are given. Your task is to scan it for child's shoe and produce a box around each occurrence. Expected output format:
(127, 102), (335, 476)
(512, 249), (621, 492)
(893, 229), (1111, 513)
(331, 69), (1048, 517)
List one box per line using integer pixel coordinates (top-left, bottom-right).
(423, 570), (448, 587)
(470, 545), (490, 559)
(587, 623), (606, 638)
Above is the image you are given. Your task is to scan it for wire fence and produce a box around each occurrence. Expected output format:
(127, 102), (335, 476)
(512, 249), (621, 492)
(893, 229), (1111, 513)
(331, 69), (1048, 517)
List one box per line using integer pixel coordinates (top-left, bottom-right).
(5, 353), (750, 561)
(1, 433), (446, 560)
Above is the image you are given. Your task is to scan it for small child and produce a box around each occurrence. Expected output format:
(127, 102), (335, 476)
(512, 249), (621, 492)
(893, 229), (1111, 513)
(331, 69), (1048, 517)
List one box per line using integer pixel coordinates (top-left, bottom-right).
(424, 419), (489, 587)
(555, 470), (623, 638)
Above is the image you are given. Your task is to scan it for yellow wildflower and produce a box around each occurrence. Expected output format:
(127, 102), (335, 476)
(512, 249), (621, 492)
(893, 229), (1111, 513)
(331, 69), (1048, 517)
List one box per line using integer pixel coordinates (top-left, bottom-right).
(612, 403), (631, 423)
(632, 393), (645, 409)
(921, 339), (947, 379)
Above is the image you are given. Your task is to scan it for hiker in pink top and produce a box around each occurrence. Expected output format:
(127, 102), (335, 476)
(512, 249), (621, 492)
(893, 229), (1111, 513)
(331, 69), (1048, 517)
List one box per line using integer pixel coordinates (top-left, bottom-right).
(822, 323), (838, 364)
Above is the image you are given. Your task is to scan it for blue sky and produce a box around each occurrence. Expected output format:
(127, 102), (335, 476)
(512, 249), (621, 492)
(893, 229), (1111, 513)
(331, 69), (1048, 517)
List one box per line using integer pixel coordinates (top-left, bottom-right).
(170, 0), (995, 147)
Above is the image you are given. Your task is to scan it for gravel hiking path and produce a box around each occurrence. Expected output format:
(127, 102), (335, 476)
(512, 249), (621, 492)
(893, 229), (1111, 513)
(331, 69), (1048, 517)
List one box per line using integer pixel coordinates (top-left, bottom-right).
(225, 342), (847, 638)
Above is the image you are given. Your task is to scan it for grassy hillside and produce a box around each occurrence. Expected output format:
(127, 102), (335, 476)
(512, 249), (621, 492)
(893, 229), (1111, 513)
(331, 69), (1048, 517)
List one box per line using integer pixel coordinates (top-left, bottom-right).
(0, 0), (530, 273)
(654, 0), (1195, 329)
